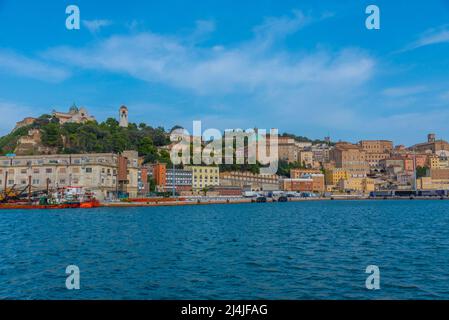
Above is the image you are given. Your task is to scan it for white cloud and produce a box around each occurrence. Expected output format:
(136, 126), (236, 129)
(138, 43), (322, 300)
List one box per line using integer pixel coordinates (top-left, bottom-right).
(44, 35), (374, 96)
(0, 49), (69, 82)
(82, 19), (112, 34)
(401, 26), (449, 52)
(253, 10), (311, 46)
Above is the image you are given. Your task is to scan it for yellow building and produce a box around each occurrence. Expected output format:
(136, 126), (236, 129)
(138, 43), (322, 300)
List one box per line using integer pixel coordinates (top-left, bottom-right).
(416, 177), (449, 190)
(338, 177), (375, 193)
(185, 166), (220, 190)
(428, 155), (449, 169)
(325, 168), (349, 186)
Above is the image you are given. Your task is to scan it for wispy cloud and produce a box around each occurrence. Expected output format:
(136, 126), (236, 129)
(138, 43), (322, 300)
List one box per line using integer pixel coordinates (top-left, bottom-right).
(253, 10), (311, 46)
(44, 11), (372, 95)
(0, 49), (69, 82)
(400, 26), (449, 52)
(82, 19), (113, 34)
(382, 85), (428, 97)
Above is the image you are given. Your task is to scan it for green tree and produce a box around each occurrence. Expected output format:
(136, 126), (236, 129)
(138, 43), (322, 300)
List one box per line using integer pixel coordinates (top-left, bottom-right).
(41, 122), (62, 148)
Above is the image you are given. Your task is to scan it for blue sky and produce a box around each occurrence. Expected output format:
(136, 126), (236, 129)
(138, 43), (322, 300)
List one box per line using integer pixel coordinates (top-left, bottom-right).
(1, 0), (449, 145)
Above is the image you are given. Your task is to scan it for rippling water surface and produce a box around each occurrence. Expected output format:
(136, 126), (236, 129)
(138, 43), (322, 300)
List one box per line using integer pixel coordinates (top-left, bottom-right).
(1, 200), (449, 299)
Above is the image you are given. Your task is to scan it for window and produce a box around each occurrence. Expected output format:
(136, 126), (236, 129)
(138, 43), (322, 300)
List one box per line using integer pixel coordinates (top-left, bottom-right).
(59, 179), (66, 184)
(85, 168), (93, 173)
(20, 169), (27, 174)
(32, 179), (40, 185)
(46, 168), (52, 173)
(8, 180), (14, 185)
(59, 168), (66, 173)
(72, 167), (80, 174)
(33, 169), (40, 174)
(20, 180), (27, 185)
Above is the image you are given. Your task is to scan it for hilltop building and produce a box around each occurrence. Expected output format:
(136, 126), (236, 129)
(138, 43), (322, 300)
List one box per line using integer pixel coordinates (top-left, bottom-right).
(52, 105), (95, 124)
(14, 117), (37, 131)
(119, 105), (129, 128)
(410, 134), (449, 156)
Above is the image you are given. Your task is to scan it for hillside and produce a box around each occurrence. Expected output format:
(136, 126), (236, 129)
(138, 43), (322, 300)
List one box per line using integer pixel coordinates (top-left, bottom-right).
(0, 115), (172, 164)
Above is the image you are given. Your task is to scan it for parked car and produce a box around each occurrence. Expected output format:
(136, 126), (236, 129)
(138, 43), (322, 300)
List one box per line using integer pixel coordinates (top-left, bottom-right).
(256, 196), (267, 203)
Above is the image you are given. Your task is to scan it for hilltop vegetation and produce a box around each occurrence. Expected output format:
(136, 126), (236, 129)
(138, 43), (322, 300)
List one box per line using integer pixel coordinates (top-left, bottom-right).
(0, 115), (172, 164)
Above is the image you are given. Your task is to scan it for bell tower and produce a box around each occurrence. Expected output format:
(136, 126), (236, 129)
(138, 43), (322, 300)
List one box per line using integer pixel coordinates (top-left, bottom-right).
(119, 105), (128, 128)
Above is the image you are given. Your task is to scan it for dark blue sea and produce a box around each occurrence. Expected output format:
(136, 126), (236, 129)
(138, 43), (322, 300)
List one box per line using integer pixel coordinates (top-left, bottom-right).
(1, 200), (449, 300)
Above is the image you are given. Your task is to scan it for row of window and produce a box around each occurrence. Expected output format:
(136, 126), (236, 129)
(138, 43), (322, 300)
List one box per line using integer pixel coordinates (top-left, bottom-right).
(192, 168), (219, 173)
(0, 177), (117, 186)
(1, 157), (118, 166)
(0, 167), (118, 175)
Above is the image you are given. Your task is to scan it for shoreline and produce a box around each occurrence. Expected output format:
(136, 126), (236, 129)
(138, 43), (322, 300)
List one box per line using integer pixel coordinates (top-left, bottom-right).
(1, 197), (448, 210)
(100, 196), (449, 208)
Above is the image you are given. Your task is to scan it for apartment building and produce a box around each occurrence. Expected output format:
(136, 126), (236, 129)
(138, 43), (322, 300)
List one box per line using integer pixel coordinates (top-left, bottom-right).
(185, 166), (220, 190)
(324, 168), (349, 186)
(165, 168), (193, 192)
(329, 142), (369, 177)
(299, 151), (314, 168)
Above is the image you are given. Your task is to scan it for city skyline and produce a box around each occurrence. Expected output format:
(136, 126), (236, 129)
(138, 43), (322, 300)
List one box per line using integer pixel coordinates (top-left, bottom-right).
(1, 0), (449, 144)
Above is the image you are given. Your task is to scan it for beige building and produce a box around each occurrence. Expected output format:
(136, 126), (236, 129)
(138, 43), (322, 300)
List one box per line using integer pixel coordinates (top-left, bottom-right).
(299, 151), (314, 168)
(330, 142), (369, 177)
(14, 117), (37, 131)
(359, 140), (393, 154)
(52, 105), (95, 124)
(276, 137), (312, 164)
(337, 177), (375, 193)
(416, 177), (449, 190)
(185, 166), (220, 191)
(220, 171), (279, 191)
(411, 134), (449, 156)
(428, 155), (449, 169)
(0, 151), (139, 200)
